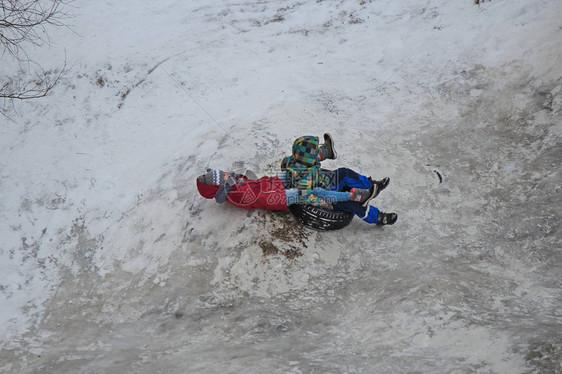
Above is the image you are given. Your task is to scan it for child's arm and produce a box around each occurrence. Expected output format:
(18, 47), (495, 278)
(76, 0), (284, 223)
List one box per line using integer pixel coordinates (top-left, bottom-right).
(215, 172), (238, 204)
(296, 173), (317, 204)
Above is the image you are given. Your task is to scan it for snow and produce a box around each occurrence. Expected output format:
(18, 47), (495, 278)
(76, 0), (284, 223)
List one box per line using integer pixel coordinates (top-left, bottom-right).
(1, 0), (561, 372)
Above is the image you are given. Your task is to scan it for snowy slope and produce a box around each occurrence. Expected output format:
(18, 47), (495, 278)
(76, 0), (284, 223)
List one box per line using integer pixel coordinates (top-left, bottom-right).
(1, 0), (561, 373)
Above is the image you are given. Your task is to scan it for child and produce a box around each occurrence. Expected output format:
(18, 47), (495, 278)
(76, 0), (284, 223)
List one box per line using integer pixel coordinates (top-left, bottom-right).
(199, 169), (373, 207)
(280, 133), (397, 225)
(196, 167), (397, 226)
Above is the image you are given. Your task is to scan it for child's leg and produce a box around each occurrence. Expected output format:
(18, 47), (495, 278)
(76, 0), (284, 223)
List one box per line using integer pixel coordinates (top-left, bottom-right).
(332, 201), (380, 224)
(312, 187), (351, 204)
(328, 168), (372, 190)
(286, 187), (350, 206)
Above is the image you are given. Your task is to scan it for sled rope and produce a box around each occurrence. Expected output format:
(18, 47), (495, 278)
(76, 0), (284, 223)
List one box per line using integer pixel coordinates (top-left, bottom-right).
(153, 57), (253, 159)
(335, 56), (411, 135)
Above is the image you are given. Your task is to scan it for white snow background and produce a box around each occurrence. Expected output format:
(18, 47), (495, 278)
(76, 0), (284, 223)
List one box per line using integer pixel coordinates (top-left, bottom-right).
(1, 0), (561, 373)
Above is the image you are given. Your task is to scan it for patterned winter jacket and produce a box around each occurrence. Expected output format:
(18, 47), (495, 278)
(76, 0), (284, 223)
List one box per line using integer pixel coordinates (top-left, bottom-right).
(280, 136), (332, 204)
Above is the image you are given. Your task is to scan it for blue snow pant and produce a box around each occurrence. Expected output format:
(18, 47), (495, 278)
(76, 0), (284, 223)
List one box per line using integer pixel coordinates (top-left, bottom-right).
(326, 168), (379, 224)
(332, 201), (379, 224)
(326, 168), (371, 191)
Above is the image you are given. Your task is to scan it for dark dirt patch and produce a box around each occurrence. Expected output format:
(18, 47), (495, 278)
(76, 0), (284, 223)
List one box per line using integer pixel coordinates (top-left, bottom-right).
(525, 342), (562, 374)
(259, 240), (279, 256)
(265, 14), (285, 24)
(269, 211), (308, 248)
(283, 249), (303, 260)
(257, 211), (309, 259)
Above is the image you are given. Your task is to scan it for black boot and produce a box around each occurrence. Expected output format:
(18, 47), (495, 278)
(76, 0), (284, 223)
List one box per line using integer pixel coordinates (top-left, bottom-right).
(368, 177), (390, 198)
(376, 212), (397, 226)
(318, 132), (337, 160)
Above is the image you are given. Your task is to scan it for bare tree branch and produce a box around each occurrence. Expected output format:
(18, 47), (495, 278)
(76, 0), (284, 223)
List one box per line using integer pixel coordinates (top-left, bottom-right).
(0, 55), (67, 99)
(0, 0), (71, 117)
(1, 0), (69, 59)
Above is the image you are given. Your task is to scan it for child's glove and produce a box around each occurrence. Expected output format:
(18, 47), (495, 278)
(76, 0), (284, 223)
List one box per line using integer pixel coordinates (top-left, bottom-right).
(215, 172), (238, 204)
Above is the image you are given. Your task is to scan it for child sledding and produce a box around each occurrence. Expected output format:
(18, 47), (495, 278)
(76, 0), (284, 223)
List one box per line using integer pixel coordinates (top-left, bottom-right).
(196, 133), (397, 229)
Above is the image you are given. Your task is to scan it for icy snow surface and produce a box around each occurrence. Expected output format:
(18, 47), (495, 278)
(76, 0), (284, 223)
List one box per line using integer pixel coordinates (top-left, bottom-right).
(1, 0), (561, 373)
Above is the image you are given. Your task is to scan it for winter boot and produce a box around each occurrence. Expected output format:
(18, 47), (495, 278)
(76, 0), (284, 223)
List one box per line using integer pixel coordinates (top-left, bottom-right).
(376, 212), (397, 226)
(368, 176), (390, 199)
(318, 132), (337, 160)
(349, 187), (372, 204)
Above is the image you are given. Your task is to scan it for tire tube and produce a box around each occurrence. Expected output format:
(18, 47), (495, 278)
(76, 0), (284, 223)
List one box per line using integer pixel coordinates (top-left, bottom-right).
(289, 204), (354, 231)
